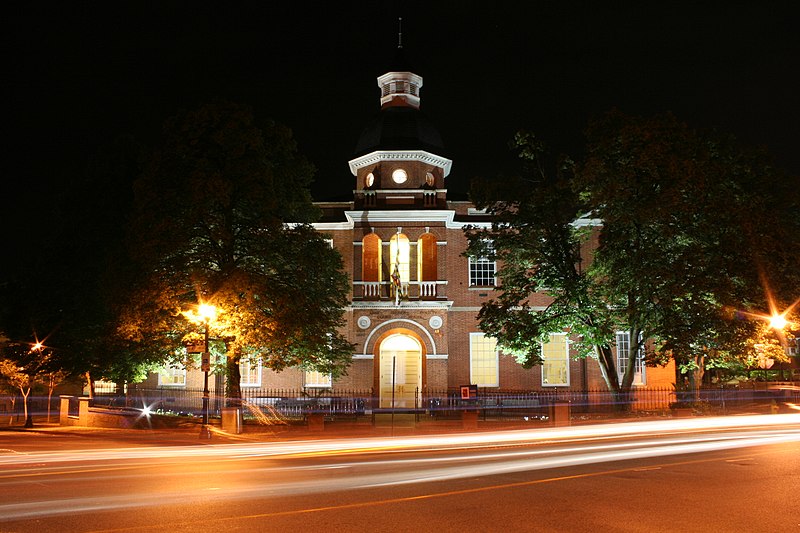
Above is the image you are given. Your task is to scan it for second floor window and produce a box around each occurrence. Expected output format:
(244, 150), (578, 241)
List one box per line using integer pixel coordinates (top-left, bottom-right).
(389, 232), (410, 284)
(469, 256), (496, 287)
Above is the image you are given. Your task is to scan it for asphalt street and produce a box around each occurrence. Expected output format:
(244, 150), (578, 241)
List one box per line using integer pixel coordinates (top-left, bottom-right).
(1, 414), (799, 532)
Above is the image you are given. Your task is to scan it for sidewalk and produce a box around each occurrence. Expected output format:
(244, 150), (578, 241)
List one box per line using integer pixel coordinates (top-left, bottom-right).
(1, 402), (786, 451)
(0, 416), (540, 449)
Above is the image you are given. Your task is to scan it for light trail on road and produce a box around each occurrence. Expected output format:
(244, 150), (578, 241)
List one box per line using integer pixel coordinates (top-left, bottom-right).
(1, 414), (799, 523)
(1, 413), (799, 467)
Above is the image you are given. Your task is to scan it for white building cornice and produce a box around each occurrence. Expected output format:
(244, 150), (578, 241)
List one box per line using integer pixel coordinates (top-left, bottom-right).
(348, 150), (453, 177)
(348, 301), (453, 310)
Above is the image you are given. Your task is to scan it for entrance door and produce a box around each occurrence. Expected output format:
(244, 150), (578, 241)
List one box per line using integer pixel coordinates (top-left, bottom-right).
(379, 334), (422, 408)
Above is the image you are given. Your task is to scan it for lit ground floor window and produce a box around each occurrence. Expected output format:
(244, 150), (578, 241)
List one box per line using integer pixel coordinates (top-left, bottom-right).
(158, 365), (186, 387)
(239, 358), (262, 387)
(304, 369), (332, 388)
(542, 333), (569, 386)
(470, 332), (498, 387)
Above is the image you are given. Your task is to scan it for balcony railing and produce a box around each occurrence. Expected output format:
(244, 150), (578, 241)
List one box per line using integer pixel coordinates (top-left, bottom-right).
(354, 281), (447, 300)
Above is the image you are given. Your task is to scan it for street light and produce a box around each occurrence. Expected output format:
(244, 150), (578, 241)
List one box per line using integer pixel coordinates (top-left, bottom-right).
(769, 313), (788, 331)
(25, 342), (44, 428)
(196, 304), (217, 439)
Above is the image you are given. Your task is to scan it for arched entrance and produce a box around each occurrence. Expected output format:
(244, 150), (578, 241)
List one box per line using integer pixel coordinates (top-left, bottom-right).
(379, 334), (422, 408)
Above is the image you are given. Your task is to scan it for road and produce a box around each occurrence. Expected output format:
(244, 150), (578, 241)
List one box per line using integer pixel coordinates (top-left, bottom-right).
(1, 415), (799, 532)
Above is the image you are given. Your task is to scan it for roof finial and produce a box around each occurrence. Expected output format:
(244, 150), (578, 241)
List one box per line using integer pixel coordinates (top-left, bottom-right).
(398, 17), (403, 49)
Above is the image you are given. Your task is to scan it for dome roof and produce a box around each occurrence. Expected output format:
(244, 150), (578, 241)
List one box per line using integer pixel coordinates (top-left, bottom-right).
(353, 106), (445, 157)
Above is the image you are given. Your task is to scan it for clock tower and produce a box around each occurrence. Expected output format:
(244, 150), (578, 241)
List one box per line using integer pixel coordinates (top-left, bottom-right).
(349, 44), (452, 210)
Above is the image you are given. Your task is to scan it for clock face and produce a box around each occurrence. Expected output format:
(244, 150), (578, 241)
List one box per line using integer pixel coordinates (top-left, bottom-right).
(391, 168), (408, 184)
(365, 172), (374, 187)
(425, 172), (435, 186)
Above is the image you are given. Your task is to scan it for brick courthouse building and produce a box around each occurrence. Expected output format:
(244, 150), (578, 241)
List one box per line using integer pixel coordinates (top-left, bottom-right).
(277, 47), (672, 404)
(143, 47), (674, 404)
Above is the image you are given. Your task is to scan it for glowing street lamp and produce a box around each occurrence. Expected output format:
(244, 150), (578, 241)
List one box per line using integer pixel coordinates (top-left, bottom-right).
(769, 313), (788, 331)
(189, 303), (217, 439)
(25, 342), (45, 428)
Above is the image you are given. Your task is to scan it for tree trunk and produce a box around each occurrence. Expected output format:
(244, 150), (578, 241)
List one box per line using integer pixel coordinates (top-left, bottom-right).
(226, 352), (242, 407)
(85, 372), (95, 400)
(595, 345), (631, 411)
(22, 387), (32, 428)
(687, 353), (705, 403)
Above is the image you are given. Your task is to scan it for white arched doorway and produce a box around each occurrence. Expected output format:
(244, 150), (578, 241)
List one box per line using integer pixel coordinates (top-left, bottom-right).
(379, 334), (422, 408)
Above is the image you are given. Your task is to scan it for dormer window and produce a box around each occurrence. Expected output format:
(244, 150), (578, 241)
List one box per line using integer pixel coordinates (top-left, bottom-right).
(392, 168), (408, 184)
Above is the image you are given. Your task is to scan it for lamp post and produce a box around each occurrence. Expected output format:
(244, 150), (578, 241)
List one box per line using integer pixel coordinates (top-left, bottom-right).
(24, 343), (44, 428)
(197, 304), (217, 439)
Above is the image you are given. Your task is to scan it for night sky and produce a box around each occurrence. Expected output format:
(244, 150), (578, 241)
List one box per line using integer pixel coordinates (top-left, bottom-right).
(5, 3), (799, 262)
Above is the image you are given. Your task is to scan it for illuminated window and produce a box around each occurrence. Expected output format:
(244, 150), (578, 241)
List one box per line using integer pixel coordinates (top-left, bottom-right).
(541, 334), (569, 386)
(92, 379), (120, 394)
(616, 332), (646, 385)
(158, 365), (186, 387)
(389, 233), (410, 284)
(470, 333), (498, 387)
(305, 370), (332, 388)
(392, 168), (408, 184)
(239, 358), (262, 387)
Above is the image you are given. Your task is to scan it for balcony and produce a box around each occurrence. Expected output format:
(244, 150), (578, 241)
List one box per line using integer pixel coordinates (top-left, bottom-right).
(354, 281), (447, 301)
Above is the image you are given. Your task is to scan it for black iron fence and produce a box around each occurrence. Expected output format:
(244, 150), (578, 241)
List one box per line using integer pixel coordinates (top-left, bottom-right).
(91, 386), (374, 422)
(82, 382), (799, 422)
(422, 384), (800, 418)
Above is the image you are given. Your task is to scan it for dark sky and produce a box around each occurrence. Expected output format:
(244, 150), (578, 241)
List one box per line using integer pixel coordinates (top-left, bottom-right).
(5, 2), (799, 243)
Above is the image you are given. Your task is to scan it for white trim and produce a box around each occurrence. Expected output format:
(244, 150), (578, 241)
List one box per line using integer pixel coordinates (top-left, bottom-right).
(311, 210), (493, 230)
(362, 318), (438, 357)
(348, 301), (453, 310)
(354, 188), (448, 195)
(348, 150), (453, 177)
(354, 351), (447, 359)
(313, 222), (356, 231)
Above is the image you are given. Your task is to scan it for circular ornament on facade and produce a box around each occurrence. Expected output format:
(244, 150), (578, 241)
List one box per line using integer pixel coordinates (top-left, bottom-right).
(425, 171), (435, 187)
(392, 168), (408, 184)
(365, 172), (374, 188)
(357, 316), (371, 329)
(429, 316), (443, 329)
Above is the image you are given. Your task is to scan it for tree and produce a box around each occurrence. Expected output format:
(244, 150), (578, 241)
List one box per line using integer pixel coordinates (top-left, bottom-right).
(117, 101), (353, 398)
(467, 112), (800, 407)
(0, 134), (144, 387)
(0, 342), (55, 427)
